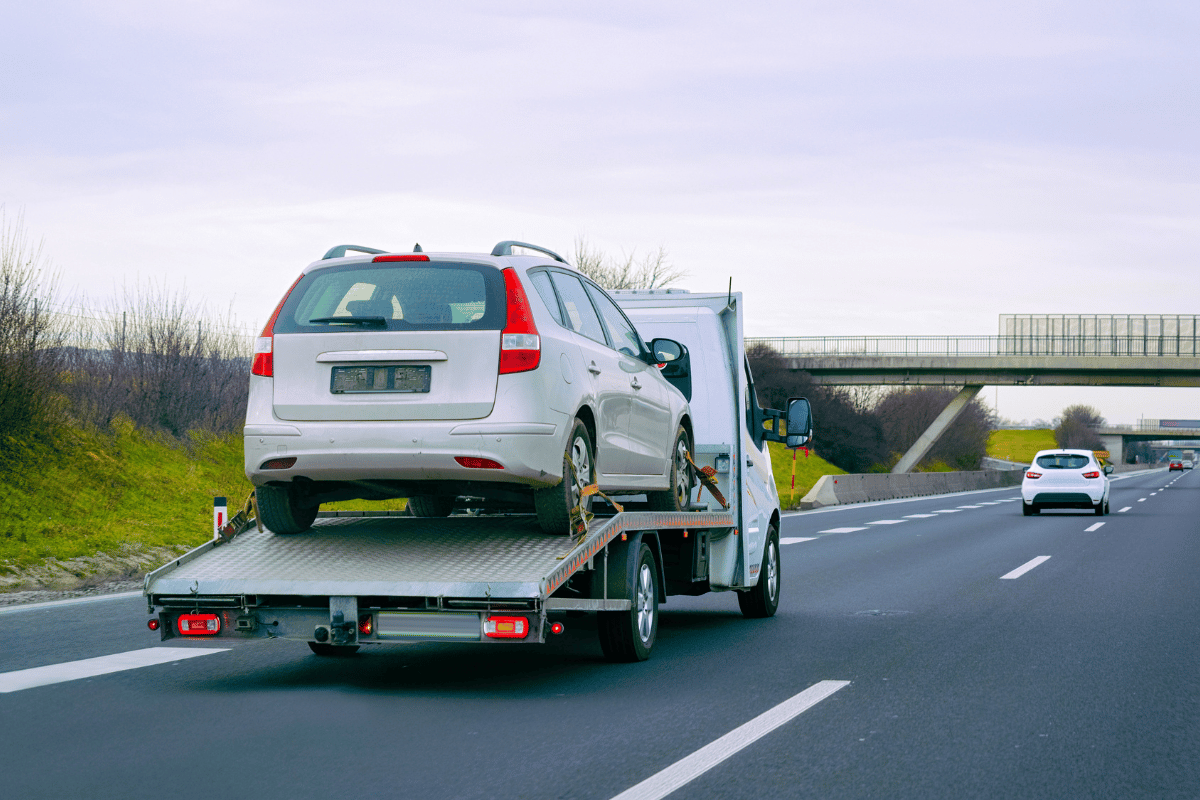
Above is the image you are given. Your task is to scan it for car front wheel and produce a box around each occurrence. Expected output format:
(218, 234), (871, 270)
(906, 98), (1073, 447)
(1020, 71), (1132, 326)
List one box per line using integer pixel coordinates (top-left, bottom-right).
(534, 418), (594, 535)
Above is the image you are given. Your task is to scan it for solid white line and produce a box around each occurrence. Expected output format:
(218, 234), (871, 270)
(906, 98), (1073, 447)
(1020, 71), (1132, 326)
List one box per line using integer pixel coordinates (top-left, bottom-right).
(1118, 507), (1132, 513)
(0, 591), (142, 616)
(1085, 522), (1105, 532)
(609, 681), (850, 800)
(780, 537), (817, 545)
(867, 520), (906, 525)
(819, 527), (866, 534)
(1000, 556), (1051, 580)
(0, 647), (228, 693)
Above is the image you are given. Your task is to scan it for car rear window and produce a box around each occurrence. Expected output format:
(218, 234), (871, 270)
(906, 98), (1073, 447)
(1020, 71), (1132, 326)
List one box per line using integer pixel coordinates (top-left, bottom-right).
(274, 262), (506, 333)
(1035, 454), (1091, 469)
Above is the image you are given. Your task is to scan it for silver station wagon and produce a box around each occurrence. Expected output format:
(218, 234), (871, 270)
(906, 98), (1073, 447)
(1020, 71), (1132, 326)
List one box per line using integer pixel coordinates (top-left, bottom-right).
(245, 241), (694, 534)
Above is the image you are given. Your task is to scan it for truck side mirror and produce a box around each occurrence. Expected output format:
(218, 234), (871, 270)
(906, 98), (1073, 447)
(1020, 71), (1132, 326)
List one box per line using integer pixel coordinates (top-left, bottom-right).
(785, 397), (812, 448)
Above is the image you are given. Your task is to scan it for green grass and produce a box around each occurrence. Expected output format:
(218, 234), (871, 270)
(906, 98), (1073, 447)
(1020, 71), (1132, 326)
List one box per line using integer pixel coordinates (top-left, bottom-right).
(766, 442), (846, 509)
(987, 429), (1057, 463)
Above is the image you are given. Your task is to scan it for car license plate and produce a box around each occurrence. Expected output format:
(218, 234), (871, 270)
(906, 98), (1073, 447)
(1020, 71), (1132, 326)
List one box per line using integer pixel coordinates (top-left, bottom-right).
(330, 365), (431, 394)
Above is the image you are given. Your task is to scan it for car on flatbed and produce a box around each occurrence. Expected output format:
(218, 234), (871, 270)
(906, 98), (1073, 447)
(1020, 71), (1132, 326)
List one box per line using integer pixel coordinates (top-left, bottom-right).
(246, 241), (695, 535)
(1022, 449), (1113, 516)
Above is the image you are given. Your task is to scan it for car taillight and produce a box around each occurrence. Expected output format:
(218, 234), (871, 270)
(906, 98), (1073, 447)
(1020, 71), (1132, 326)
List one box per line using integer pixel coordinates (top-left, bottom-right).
(498, 268), (540, 374)
(177, 613), (221, 636)
(261, 457), (297, 470)
(251, 273), (305, 377)
(484, 616), (529, 639)
(455, 456), (504, 469)
(372, 254), (430, 262)
(1025, 471), (1041, 479)
(1083, 471), (1100, 479)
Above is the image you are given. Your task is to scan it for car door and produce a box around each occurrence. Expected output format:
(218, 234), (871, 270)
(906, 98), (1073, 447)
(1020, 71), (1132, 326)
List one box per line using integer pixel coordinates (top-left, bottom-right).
(547, 271), (631, 477)
(584, 281), (672, 477)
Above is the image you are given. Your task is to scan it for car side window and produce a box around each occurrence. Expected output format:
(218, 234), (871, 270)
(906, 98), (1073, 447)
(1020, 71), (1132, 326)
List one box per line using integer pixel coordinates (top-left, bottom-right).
(584, 282), (644, 358)
(548, 271), (607, 345)
(528, 270), (564, 326)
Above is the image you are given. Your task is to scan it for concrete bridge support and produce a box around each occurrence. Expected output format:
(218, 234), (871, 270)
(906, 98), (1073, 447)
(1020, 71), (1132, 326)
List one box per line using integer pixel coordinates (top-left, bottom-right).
(892, 385), (984, 474)
(1097, 434), (1125, 465)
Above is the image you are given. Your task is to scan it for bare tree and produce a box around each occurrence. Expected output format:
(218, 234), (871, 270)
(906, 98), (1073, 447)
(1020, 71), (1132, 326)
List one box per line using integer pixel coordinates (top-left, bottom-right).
(1054, 404), (1105, 450)
(572, 237), (686, 289)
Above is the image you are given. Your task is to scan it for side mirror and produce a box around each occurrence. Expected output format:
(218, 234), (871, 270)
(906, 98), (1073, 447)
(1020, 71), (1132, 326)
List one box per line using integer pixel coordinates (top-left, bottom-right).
(649, 338), (684, 364)
(1103, 464), (1114, 475)
(648, 338), (691, 401)
(785, 397), (812, 448)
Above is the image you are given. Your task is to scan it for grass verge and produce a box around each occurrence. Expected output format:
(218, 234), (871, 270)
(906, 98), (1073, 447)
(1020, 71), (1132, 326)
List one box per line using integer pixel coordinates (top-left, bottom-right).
(988, 429), (1056, 464)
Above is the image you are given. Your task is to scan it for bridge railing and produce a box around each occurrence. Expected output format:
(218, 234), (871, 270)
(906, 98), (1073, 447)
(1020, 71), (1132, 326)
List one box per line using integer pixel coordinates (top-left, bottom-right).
(747, 335), (1200, 358)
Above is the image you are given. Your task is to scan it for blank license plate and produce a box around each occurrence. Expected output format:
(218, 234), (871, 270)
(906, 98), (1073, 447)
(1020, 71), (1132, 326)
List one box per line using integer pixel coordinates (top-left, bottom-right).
(330, 365), (431, 394)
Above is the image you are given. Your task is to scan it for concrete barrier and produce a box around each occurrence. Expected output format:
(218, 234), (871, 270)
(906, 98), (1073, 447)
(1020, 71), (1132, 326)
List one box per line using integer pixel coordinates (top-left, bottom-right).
(799, 469), (1024, 510)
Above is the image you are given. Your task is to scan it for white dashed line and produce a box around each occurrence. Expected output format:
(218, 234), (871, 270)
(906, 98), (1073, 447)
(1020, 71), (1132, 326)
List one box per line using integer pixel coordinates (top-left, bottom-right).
(867, 520), (907, 525)
(0, 648), (228, 693)
(1000, 556), (1051, 580)
(904, 514), (938, 519)
(932, 509), (961, 513)
(1118, 507), (1131, 513)
(819, 527), (867, 534)
(780, 537), (817, 545)
(1138, 498), (1146, 502)
(1085, 522), (1105, 532)
(609, 681), (851, 800)
(957, 505), (982, 509)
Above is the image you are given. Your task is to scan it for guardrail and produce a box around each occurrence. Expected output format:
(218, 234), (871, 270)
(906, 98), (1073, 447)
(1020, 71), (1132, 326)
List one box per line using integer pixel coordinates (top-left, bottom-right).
(748, 335), (1200, 358)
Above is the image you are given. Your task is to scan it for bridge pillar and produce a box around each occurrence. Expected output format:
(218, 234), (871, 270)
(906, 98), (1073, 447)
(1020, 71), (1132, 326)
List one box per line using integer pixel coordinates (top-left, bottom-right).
(891, 385), (985, 474)
(1098, 434), (1125, 465)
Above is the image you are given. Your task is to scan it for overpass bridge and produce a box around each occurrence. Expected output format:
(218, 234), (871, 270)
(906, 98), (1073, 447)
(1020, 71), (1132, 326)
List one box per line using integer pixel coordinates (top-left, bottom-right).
(746, 331), (1200, 473)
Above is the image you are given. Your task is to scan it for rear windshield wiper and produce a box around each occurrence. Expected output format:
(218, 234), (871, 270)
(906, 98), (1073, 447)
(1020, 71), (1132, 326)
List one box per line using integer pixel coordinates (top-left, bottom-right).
(307, 316), (388, 328)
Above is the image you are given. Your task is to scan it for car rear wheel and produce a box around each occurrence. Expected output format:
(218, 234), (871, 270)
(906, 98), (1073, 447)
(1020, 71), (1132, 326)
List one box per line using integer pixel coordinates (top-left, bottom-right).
(407, 496), (455, 517)
(1095, 497), (1109, 516)
(535, 419), (594, 535)
(1022, 501), (1039, 516)
(648, 426), (693, 512)
(257, 484), (318, 534)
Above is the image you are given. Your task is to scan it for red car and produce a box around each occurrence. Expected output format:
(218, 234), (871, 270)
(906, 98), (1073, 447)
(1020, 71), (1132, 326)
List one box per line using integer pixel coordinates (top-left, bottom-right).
(1169, 460), (1184, 471)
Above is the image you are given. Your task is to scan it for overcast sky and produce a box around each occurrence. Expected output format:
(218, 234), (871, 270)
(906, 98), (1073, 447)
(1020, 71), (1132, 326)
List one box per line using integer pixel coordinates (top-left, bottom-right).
(3, 1), (1198, 424)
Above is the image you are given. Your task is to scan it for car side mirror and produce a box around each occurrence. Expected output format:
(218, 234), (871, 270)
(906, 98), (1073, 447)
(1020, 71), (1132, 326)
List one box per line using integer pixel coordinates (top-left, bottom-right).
(1103, 464), (1114, 475)
(648, 338), (691, 401)
(785, 397), (812, 448)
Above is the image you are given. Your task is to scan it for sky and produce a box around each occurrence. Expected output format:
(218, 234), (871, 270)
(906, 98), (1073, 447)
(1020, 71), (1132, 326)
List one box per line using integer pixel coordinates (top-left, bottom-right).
(2, 1), (1198, 425)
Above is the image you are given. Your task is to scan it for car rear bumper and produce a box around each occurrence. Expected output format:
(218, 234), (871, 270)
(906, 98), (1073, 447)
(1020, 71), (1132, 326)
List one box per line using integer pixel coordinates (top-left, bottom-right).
(1022, 489), (1105, 508)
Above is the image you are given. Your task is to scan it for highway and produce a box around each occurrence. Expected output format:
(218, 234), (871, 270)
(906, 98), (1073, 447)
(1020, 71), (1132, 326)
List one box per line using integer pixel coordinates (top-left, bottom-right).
(1, 467), (1196, 799)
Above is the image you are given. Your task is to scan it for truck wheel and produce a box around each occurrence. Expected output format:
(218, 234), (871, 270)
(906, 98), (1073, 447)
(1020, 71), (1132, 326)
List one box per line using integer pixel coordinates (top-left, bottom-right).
(647, 426), (694, 512)
(737, 526), (780, 619)
(257, 484), (318, 534)
(407, 496), (455, 517)
(308, 642), (359, 656)
(598, 542), (658, 662)
(535, 419), (594, 535)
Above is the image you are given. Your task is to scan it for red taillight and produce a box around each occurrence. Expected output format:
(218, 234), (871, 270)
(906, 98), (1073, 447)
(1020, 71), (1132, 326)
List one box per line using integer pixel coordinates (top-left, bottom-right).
(261, 457), (297, 470)
(1026, 471), (1041, 479)
(372, 254), (430, 262)
(177, 613), (221, 636)
(484, 616), (529, 639)
(455, 456), (504, 469)
(358, 615), (374, 636)
(498, 268), (540, 374)
(147, 619), (160, 631)
(251, 273), (305, 377)
(1083, 471), (1100, 479)
(549, 621), (565, 635)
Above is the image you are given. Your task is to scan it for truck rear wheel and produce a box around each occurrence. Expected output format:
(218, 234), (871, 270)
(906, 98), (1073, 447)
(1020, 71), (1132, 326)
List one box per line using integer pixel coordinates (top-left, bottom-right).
(647, 426), (694, 512)
(598, 542), (658, 662)
(257, 484), (318, 534)
(535, 419), (594, 535)
(407, 496), (455, 517)
(737, 526), (780, 618)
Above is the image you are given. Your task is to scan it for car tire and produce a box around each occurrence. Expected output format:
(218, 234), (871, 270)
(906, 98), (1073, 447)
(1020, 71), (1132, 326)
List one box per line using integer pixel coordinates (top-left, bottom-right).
(647, 426), (694, 512)
(598, 542), (658, 662)
(308, 642), (359, 656)
(407, 496), (455, 517)
(737, 526), (780, 619)
(257, 484), (318, 534)
(535, 418), (594, 535)
(1022, 501), (1034, 517)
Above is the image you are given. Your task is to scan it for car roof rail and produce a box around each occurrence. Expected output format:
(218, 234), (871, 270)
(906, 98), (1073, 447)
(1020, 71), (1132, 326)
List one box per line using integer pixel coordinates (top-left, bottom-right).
(322, 244), (388, 260)
(490, 240), (568, 264)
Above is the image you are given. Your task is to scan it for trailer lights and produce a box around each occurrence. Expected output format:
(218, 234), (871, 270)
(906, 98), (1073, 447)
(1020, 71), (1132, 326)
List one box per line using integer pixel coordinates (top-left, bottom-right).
(549, 622), (565, 635)
(483, 616), (529, 639)
(358, 615), (374, 636)
(147, 618), (160, 631)
(177, 613), (221, 636)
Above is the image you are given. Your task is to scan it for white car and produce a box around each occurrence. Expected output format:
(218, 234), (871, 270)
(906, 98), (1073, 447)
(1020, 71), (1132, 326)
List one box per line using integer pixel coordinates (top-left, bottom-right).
(1184, 460), (1194, 470)
(245, 241), (694, 534)
(1021, 449), (1113, 516)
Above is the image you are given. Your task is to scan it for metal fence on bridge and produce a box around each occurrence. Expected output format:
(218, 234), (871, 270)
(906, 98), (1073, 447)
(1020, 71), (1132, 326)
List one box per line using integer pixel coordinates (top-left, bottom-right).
(748, 334), (1200, 358)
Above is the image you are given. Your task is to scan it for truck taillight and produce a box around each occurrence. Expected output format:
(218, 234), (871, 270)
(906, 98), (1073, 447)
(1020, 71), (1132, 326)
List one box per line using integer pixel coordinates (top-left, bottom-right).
(498, 268), (540, 374)
(484, 616), (529, 639)
(177, 613), (221, 636)
(358, 615), (374, 636)
(251, 273), (305, 377)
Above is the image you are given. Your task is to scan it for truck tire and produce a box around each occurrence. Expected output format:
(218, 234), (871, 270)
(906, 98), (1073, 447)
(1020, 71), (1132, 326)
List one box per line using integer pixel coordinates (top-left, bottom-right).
(737, 526), (780, 619)
(598, 542), (658, 662)
(308, 642), (359, 656)
(257, 484), (318, 534)
(535, 419), (594, 535)
(407, 496), (455, 517)
(647, 426), (694, 512)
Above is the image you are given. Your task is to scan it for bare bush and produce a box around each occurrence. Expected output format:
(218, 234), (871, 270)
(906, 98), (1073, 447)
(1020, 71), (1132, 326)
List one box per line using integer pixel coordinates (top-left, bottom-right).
(573, 237), (686, 289)
(1054, 404), (1105, 450)
(0, 212), (66, 454)
(874, 387), (996, 470)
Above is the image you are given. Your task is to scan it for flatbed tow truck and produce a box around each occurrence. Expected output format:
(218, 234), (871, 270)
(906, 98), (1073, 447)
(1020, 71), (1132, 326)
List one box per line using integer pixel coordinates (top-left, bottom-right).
(144, 289), (812, 662)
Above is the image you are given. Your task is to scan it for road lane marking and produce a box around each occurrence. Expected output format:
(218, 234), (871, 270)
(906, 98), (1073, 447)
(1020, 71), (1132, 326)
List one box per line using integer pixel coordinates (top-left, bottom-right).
(609, 680), (850, 800)
(1118, 507), (1131, 513)
(1085, 522), (1105, 532)
(1000, 556), (1051, 580)
(0, 591), (142, 616)
(0, 647), (228, 693)
(1137, 498), (1146, 502)
(867, 520), (906, 525)
(780, 537), (817, 545)
(957, 505), (982, 509)
(904, 514), (937, 518)
(819, 527), (866, 534)
(976, 501), (1002, 505)
(932, 509), (961, 513)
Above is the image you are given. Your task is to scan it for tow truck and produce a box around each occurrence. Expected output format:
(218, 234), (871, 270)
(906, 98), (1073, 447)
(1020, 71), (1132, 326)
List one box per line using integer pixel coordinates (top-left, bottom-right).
(144, 288), (812, 662)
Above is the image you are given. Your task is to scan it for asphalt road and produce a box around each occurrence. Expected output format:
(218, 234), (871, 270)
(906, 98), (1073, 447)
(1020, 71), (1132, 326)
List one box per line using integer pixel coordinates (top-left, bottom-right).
(1, 468), (1196, 799)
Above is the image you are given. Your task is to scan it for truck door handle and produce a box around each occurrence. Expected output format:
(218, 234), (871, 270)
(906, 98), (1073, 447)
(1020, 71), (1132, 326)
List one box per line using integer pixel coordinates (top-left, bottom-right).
(588, 363), (602, 375)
